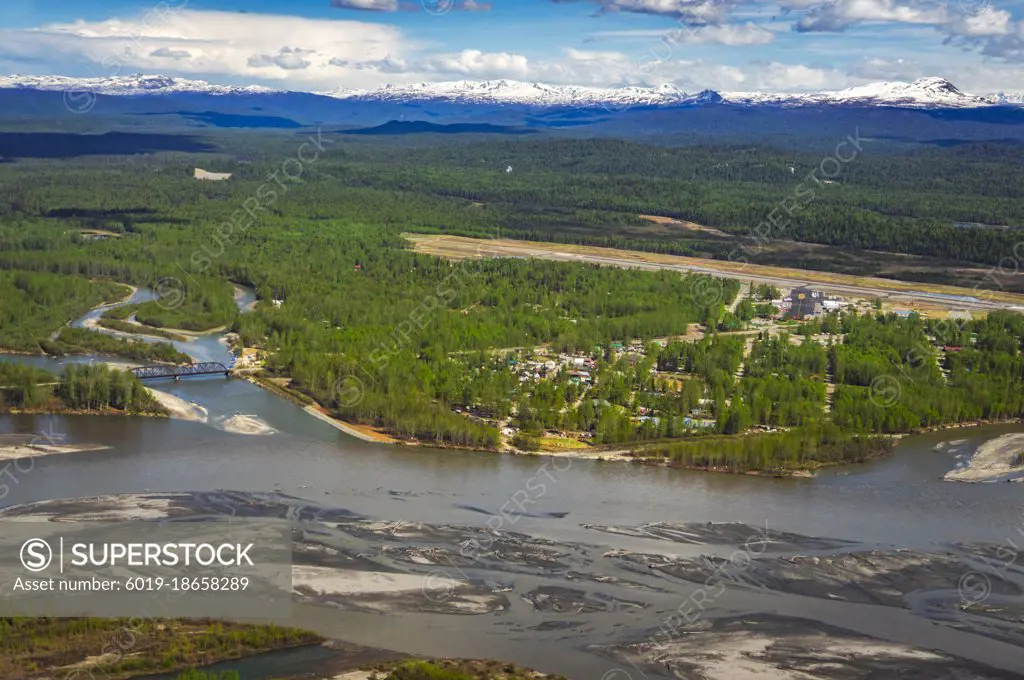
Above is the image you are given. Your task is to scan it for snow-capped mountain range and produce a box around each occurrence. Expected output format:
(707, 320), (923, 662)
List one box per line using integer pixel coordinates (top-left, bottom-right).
(0, 74), (273, 97)
(1, 73), (1021, 109)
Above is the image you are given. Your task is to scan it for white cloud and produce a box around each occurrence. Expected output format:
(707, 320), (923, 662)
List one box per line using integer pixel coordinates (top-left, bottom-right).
(943, 7), (1013, 38)
(248, 47), (315, 71)
(329, 0), (492, 11)
(422, 49), (532, 78)
(0, 10), (411, 88)
(151, 47), (191, 59)
(4, 5), (1024, 92)
(847, 56), (925, 81)
(589, 22), (774, 44)
(747, 61), (842, 89)
(329, 0), (400, 11)
(553, 0), (737, 25)
(681, 23), (776, 44)
(794, 0), (950, 32)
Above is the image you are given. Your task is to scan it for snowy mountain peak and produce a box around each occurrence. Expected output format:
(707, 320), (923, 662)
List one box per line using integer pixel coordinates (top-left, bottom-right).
(912, 77), (960, 93)
(825, 77), (984, 108)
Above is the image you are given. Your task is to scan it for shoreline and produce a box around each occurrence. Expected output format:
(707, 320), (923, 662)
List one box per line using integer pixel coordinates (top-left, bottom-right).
(912, 417), (1024, 436)
(302, 404), (399, 444)
(241, 372), (1024, 476)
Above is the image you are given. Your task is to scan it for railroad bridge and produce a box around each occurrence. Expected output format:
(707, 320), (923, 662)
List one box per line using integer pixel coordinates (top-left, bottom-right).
(130, 362), (230, 380)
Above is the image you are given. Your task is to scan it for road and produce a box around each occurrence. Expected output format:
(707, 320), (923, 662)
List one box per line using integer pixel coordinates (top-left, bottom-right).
(409, 234), (1024, 315)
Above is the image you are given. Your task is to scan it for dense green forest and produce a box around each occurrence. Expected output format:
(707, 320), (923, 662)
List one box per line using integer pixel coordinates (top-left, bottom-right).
(0, 271), (125, 352)
(1, 134), (1023, 293)
(0, 362), (163, 414)
(1, 132), (1023, 467)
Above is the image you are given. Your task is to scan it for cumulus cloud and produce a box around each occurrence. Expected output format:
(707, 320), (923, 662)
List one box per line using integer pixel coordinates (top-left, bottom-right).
(0, 10), (412, 88)
(422, 49), (531, 78)
(782, 0), (1024, 65)
(944, 7), (1013, 38)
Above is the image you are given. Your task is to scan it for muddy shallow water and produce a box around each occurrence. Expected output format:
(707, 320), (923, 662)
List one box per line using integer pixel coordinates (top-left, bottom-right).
(3, 490), (1024, 679)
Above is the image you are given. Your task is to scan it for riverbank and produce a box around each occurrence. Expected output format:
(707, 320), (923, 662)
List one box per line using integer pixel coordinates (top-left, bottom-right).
(303, 405), (399, 444)
(915, 417), (1024, 436)
(944, 431), (1024, 482)
(233, 368), (1021, 478)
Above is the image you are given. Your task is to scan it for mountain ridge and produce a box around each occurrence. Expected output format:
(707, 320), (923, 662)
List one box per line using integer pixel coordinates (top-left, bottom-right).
(1, 73), (1020, 110)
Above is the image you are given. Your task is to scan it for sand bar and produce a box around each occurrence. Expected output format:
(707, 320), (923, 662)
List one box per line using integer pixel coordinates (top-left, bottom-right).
(944, 432), (1024, 482)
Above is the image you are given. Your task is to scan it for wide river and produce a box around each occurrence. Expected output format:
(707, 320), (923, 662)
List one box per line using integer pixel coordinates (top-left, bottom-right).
(2, 288), (1023, 678)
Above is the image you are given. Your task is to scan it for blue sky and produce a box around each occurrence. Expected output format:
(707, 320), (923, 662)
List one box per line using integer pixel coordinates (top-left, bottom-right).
(2, 0), (1023, 92)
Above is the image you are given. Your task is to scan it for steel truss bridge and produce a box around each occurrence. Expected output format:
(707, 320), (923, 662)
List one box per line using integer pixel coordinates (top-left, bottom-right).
(130, 362), (230, 380)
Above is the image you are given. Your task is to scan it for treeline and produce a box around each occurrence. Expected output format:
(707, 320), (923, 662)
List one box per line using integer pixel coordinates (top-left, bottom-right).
(0, 270), (125, 352)
(46, 328), (191, 364)
(638, 423), (894, 473)
(0, 361), (162, 414)
(814, 310), (1024, 433)
(0, 618), (320, 680)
